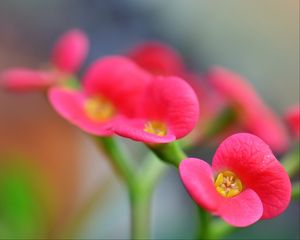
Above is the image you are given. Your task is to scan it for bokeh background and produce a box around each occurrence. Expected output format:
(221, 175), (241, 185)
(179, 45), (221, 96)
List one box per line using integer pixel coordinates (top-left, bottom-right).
(0, 0), (299, 239)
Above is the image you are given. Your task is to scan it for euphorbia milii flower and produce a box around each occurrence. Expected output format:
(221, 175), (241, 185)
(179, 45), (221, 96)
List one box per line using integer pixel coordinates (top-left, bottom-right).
(179, 133), (291, 227)
(128, 41), (186, 76)
(285, 105), (300, 140)
(48, 56), (151, 135)
(207, 67), (289, 152)
(128, 42), (221, 144)
(114, 76), (199, 143)
(1, 29), (88, 92)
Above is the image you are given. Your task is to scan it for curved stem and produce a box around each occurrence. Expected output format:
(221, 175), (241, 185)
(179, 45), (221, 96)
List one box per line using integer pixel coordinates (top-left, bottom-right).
(94, 137), (136, 186)
(281, 146), (299, 178)
(148, 141), (187, 167)
(292, 181), (300, 200)
(138, 153), (167, 192)
(130, 154), (167, 239)
(95, 136), (167, 240)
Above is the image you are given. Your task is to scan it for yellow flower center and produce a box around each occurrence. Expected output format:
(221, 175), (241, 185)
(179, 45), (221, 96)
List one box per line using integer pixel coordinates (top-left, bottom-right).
(214, 170), (243, 198)
(144, 121), (167, 136)
(84, 96), (115, 122)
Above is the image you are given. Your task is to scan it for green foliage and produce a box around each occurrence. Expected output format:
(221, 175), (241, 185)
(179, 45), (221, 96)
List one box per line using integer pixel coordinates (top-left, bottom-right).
(0, 156), (47, 239)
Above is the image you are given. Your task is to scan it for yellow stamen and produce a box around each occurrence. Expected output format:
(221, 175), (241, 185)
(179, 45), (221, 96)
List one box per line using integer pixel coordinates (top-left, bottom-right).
(84, 96), (115, 122)
(214, 170), (243, 198)
(144, 121), (167, 136)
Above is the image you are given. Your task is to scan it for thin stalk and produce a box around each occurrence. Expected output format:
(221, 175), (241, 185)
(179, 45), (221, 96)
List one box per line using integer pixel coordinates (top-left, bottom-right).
(94, 136), (136, 186)
(292, 181), (300, 200)
(129, 183), (152, 240)
(138, 153), (167, 193)
(95, 136), (167, 240)
(281, 146), (299, 178)
(196, 207), (211, 240)
(130, 154), (166, 239)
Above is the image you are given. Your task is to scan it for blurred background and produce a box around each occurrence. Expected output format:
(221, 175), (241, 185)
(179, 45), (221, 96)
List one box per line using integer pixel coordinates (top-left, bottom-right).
(0, 0), (299, 239)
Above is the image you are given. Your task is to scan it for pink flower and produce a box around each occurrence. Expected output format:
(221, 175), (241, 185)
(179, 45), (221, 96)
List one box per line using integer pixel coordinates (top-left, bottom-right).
(179, 133), (291, 227)
(114, 76), (199, 143)
(1, 29), (89, 92)
(128, 42), (219, 144)
(48, 56), (151, 136)
(207, 67), (289, 152)
(128, 41), (186, 76)
(51, 29), (89, 73)
(285, 105), (300, 140)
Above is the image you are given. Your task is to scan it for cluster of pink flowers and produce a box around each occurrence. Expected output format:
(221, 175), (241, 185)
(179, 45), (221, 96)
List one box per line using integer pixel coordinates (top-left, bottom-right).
(1, 30), (199, 144)
(1, 29), (293, 228)
(128, 42), (290, 153)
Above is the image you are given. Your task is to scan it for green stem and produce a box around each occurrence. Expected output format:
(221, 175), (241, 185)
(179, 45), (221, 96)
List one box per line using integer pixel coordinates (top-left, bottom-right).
(292, 181), (300, 200)
(209, 219), (236, 239)
(129, 183), (151, 240)
(196, 207), (211, 240)
(95, 136), (167, 240)
(148, 141), (187, 167)
(138, 154), (167, 193)
(130, 155), (166, 239)
(281, 146), (299, 178)
(94, 137), (136, 186)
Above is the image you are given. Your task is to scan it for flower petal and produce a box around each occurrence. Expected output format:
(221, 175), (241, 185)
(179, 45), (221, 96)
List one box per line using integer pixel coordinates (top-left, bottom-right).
(208, 67), (289, 152)
(183, 73), (226, 144)
(179, 158), (219, 211)
(51, 29), (89, 73)
(48, 87), (114, 136)
(218, 188), (263, 227)
(83, 56), (151, 117)
(1, 68), (56, 91)
(208, 67), (261, 109)
(142, 76), (199, 139)
(212, 133), (291, 219)
(114, 117), (176, 143)
(285, 105), (300, 140)
(128, 41), (185, 76)
(245, 105), (289, 153)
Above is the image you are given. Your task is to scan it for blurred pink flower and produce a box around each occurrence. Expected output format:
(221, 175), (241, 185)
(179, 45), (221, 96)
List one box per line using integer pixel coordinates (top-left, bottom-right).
(285, 105), (300, 140)
(1, 29), (89, 92)
(114, 76), (199, 143)
(179, 133), (291, 227)
(128, 41), (185, 76)
(182, 73), (225, 144)
(51, 29), (89, 73)
(207, 67), (289, 152)
(49, 56), (151, 136)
